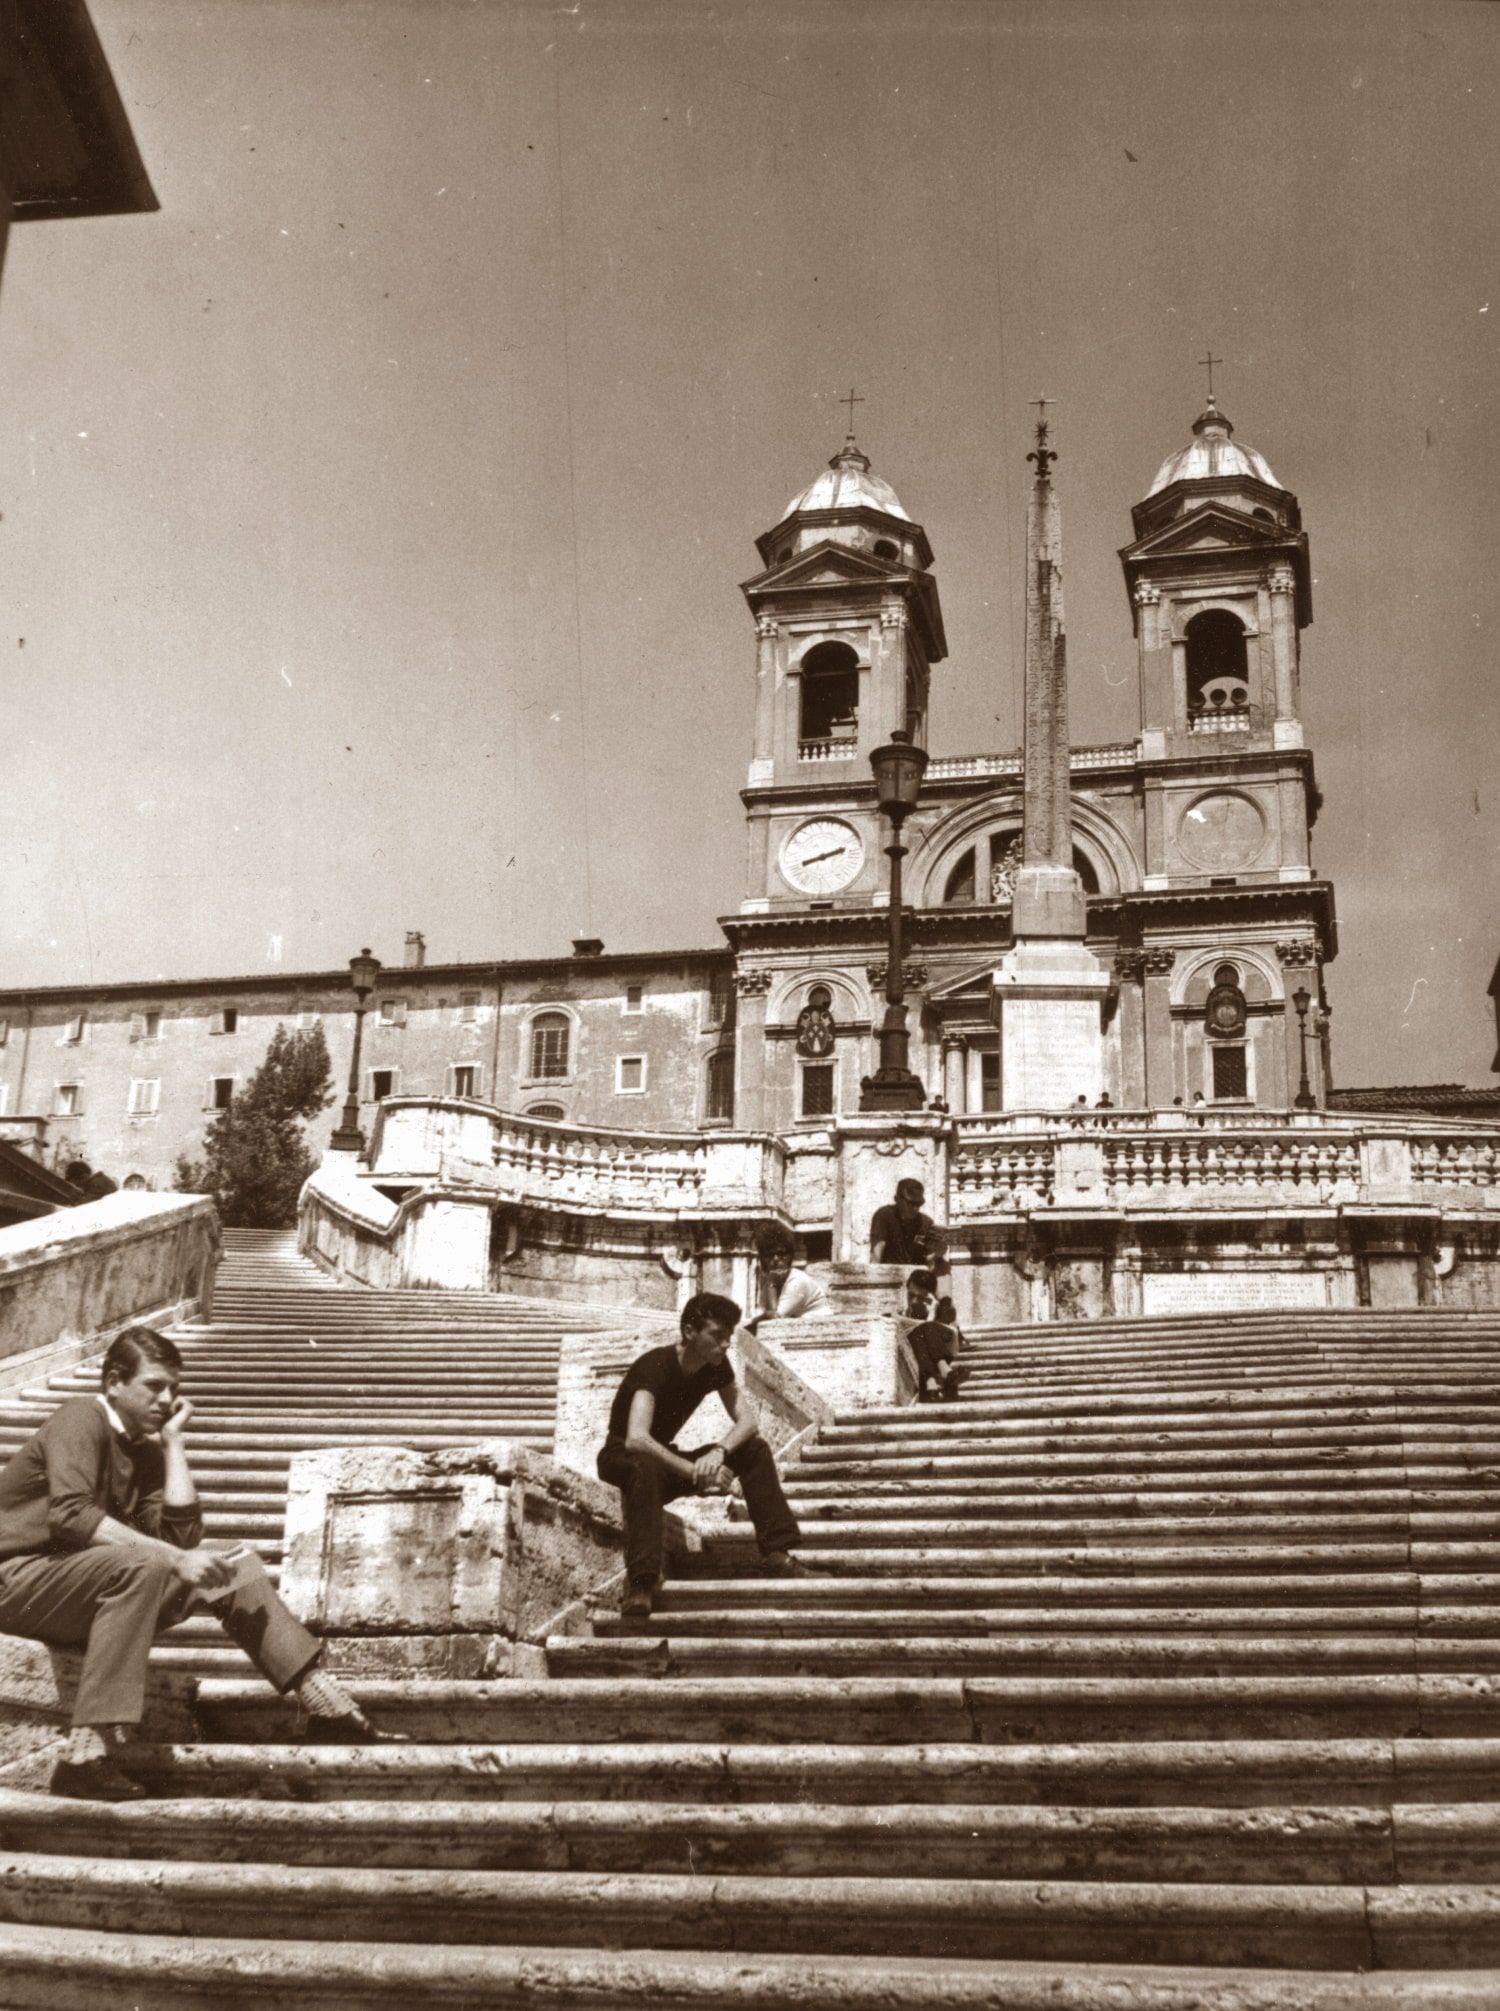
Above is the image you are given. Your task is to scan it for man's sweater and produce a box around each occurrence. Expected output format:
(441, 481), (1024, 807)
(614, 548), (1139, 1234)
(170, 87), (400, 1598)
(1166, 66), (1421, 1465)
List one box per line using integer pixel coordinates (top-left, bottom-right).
(0, 1396), (203, 1559)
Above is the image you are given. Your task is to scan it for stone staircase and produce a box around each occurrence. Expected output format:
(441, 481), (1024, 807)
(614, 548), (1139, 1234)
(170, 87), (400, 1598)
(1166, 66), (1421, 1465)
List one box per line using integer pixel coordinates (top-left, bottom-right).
(4, 1283), (1500, 2001)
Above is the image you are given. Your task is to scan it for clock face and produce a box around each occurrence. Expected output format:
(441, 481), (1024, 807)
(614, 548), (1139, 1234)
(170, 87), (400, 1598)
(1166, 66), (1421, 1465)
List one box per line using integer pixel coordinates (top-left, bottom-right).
(1178, 792), (1267, 873)
(780, 817), (865, 896)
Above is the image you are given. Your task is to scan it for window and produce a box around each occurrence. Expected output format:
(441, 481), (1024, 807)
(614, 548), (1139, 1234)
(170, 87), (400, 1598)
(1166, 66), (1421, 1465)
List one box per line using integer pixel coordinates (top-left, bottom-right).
(211, 1008), (239, 1036)
(206, 1076), (235, 1111)
(378, 997), (407, 1027)
(526, 1103), (565, 1120)
(459, 991), (480, 1023)
(980, 1051), (1001, 1113)
(705, 1049), (735, 1124)
(623, 983), (643, 1014)
(127, 1079), (161, 1116)
(800, 1062), (835, 1118)
(798, 639), (859, 745)
(450, 1063), (480, 1099)
(1185, 609), (1250, 716)
(873, 538), (898, 561)
(54, 1083), (82, 1116)
(1211, 1046), (1248, 1100)
(298, 1009), (321, 1030)
(529, 1012), (570, 1080)
(617, 1055), (647, 1094)
(62, 1013), (85, 1044)
(130, 1009), (163, 1042)
(369, 1069), (398, 1101)
(707, 970), (736, 1030)
(0, 1019), (8, 1048)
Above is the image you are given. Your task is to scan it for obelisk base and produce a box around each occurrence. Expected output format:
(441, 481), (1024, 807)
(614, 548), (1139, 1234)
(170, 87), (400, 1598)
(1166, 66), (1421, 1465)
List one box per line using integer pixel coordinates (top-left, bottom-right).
(1011, 863), (1087, 941)
(991, 937), (1111, 1113)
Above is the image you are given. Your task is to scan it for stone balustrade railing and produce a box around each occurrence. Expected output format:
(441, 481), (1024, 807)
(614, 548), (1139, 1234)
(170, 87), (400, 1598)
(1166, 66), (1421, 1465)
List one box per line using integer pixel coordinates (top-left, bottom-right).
(369, 1098), (788, 1221)
(927, 742), (1135, 782)
(949, 1113), (1500, 1218)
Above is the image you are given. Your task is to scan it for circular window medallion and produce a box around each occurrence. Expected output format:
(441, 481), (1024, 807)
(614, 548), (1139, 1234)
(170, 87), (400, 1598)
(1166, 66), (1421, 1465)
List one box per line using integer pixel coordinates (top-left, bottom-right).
(1178, 792), (1266, 873)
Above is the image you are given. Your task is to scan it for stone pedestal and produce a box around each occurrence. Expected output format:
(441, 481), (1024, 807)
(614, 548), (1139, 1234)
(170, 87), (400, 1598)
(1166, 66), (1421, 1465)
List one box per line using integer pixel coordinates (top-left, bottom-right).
(281, 1440), (662, 1677)
(831, 1113), (951, 1264)
(991, 939), (1111, 1111)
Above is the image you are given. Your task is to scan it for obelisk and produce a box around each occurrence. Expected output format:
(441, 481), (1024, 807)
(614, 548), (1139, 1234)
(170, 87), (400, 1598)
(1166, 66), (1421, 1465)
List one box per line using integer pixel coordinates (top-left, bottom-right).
(992, 409), (1110, 1108)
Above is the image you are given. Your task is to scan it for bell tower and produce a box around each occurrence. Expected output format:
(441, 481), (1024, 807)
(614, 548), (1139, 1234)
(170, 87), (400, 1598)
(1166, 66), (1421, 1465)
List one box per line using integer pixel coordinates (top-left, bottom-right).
(738, 431), (946, 911)
(1120, 394), (1312, 758)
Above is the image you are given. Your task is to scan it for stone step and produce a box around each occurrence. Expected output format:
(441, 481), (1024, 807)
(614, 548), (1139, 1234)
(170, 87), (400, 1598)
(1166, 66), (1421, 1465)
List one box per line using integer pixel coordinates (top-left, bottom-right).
(749, 1513), (1500, 1546)
(112, 1735), (1500, 1809)
(791, 1447), (1500, 1483)
(5, 1849), (1500, 1968)
(10, 1789), (1499, 1883)
(784, 1538), (1500, 1572)
(190, 1673), (1500, 1744)
(9, 1927), (1494, 2011)
(547, 1633), (1500, 1679)
(657, 1570), (1491, 1607)
(602, 1603), (1500, 1638)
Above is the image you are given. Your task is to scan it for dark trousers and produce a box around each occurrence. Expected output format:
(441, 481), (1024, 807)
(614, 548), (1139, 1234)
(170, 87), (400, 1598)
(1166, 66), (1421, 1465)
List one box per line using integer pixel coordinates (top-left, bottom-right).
(0, 1546), (320, 1728)
(909, 1327), (958, 1385)
(596, 1435), (801, 1590)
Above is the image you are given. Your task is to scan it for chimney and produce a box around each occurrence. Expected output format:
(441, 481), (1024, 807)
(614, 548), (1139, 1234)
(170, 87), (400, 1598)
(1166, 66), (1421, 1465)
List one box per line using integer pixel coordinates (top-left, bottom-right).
(404, 931), (426, 969)
(571, 935), (604, 958)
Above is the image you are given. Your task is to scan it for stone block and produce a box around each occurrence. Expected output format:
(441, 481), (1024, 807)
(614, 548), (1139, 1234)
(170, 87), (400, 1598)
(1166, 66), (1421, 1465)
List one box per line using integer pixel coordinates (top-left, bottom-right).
(281, 1440), (649, 1674)
(757, 1313), (909, 1412)
(831, 1115), (950, 1265)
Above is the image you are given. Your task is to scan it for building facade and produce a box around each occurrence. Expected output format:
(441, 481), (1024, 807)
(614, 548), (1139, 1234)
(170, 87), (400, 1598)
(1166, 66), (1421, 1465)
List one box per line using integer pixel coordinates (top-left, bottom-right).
(3, 401), (1347, 1187)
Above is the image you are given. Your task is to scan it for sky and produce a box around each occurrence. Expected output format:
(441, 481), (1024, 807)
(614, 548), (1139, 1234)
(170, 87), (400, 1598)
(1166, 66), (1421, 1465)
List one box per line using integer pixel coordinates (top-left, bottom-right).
(0, 0), (1496, 1088)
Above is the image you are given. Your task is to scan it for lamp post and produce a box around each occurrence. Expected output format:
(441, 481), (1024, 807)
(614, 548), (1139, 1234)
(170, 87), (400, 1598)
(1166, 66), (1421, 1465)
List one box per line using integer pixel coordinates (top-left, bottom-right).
(330, 947), (382, 1153)
(1291, 983), (1317, 1111)
(859, 729), (929, 1113)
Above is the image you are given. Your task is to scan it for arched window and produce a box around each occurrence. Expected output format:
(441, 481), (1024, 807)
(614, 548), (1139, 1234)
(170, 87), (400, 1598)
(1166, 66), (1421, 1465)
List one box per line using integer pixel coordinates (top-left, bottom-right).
(940, 832), (1098, 906)
(705, 1049), (735, 1124)
(525, 1102), (565, 1121)
(1185, 610), (1250, 717)
(873, 538), (898, 561)
(799, 640), (859, 744)
(528, 1012), (570, 1080)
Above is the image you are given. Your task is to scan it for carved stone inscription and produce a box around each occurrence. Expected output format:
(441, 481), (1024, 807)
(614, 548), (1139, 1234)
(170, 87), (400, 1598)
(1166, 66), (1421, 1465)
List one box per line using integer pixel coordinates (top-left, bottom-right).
(1142, 1271), (1329, 1315)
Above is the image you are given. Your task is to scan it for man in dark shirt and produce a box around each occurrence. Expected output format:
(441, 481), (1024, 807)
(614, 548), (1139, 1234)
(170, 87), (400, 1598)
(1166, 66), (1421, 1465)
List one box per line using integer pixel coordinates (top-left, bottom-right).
(596, 1291), (802, 1619)
(869, 1178), (946, 1271)
(0, 1324), (395, 1803)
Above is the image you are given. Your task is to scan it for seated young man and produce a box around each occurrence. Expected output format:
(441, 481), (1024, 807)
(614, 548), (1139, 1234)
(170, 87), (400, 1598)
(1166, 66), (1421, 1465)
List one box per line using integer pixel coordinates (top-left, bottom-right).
(906, 1294), (972, 1404)
(596, 1292), (803, 1619)
(0, 1325), (397, 1804)
(744, 1227), (831, 1329)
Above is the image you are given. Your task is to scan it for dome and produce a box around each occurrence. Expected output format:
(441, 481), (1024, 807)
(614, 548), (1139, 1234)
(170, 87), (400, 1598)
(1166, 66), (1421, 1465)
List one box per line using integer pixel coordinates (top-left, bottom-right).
(783, 437), (912, 523)
(1147, 398), (1282, 497)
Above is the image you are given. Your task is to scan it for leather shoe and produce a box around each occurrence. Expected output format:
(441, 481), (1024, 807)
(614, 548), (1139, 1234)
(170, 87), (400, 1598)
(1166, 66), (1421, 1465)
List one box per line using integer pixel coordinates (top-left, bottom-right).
(50, 1755), (147, 1803)
(300, 1710), (406, 1745)
(621, 1583), (655, 1619)
(757, 1550), (808, 1578)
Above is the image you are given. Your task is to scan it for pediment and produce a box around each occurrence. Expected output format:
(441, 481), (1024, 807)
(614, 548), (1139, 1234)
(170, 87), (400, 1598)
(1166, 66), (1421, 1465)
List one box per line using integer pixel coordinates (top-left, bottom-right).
(1121, 503), (1284, 564)
(926, 960), (1001, 1003)
(742, 540), (908, 595)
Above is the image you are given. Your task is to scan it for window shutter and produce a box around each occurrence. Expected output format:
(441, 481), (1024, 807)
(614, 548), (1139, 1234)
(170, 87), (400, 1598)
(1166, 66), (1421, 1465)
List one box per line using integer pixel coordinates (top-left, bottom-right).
(129, 1014), (145, 1043)
(203, 1079), (216, 1111)
(393, 998), (407, 1027)
(0, 1018), (11, 1048)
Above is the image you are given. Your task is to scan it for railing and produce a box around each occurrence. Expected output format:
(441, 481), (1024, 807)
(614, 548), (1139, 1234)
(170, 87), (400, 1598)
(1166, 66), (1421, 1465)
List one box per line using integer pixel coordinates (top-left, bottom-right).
(927, 742), (1136, 782)
(369, 1098), (787, 1219)
(950, 1111), (1500, 1219)
(798, 736), (858, 764)
(1188, 706), (1253, 735)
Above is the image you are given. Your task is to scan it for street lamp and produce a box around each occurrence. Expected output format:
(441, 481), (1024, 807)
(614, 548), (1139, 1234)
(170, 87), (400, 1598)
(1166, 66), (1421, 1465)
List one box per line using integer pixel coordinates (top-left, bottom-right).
(330, 947), (382, 1153)
(1291, 983), (1317, 1111)
(859, 729), (929, 1113)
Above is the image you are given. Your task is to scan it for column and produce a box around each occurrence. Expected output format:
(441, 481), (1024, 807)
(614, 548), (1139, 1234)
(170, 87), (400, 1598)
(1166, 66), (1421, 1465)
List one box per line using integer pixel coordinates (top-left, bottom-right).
(734, 973), (772, 1131)
(965, 1046), (986, 1114)
(1141, 948), (1176, 1105)
(1267, 566), (1298, 720)
(943, 1038), (966, 1114)
(1113, 953), (1147, 1106)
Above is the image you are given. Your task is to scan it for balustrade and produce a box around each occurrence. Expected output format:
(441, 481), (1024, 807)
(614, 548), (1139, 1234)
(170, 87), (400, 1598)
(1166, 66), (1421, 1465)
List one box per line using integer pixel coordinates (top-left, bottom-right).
(1412, 1135), (1500, 1190)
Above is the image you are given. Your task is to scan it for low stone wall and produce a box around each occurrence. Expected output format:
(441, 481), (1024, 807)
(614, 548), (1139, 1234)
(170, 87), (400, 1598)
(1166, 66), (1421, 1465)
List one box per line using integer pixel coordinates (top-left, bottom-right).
(279, 1439), (705, 1678)
(0, 1192), (219, 1391)
(300, 1155), (493, 1291)
(755, 1313), (916, 1413)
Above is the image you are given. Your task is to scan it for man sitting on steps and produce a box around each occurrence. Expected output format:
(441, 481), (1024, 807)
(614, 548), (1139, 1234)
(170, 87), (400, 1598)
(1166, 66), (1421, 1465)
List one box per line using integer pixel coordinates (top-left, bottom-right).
(596, 1292), (804, 1621)
(0, 1324), (399, 1805)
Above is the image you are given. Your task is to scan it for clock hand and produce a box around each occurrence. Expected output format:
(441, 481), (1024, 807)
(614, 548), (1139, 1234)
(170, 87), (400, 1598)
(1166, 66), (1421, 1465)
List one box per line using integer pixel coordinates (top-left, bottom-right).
(803, 846), (848, 865)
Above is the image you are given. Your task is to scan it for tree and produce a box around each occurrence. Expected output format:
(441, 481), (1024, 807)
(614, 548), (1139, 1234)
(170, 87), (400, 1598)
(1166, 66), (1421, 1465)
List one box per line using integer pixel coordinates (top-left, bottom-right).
(177, 1023), (333, 1228)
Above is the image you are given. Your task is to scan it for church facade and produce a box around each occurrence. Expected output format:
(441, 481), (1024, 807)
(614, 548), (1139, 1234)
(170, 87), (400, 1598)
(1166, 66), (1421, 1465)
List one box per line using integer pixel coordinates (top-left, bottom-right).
(1, 401), (1342, 1189)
